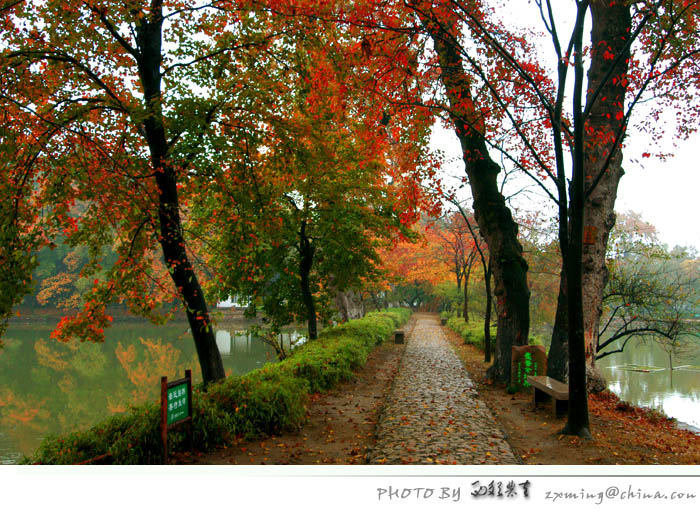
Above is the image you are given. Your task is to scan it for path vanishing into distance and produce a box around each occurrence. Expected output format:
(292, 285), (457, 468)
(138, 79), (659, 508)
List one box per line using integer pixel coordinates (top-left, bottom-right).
(368, 313), (520, 465)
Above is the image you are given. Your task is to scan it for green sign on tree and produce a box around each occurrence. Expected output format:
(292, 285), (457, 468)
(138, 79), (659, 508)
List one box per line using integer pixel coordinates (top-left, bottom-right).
(510, 345), (547, 392)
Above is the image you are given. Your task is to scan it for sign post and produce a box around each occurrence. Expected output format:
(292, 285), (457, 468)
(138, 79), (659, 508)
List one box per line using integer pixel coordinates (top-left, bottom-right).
(160, 369), (192, 464)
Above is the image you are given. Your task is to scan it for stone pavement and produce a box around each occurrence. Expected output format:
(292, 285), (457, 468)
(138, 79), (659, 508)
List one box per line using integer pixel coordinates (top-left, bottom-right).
(368, 313), (519, 464)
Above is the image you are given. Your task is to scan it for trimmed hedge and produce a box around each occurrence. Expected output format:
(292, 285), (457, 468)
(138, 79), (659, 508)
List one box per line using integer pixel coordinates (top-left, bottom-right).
(24, 308), (410, 465)
(446, 315), (543, 350)
(446, 316), (497, 351)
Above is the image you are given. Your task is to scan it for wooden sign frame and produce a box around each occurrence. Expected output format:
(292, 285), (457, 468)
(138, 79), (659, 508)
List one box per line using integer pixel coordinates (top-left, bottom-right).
(160, 369), (192, 464)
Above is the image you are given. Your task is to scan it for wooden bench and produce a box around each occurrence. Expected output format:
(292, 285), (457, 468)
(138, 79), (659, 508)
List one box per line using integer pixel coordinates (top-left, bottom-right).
(526, 375), (569, 417)
(394, 329), (405, 344)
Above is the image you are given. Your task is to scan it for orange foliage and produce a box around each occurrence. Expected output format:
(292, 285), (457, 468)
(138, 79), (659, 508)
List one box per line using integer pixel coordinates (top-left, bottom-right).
(57, 375), (74, 394)
(115, 338), (185, 403)
(380, 224), (453, 288)
(106, 397), (128, 415)
(0, 389), (47, 426)
(33, 338), (70, 371)
(36, 273), (80, 309)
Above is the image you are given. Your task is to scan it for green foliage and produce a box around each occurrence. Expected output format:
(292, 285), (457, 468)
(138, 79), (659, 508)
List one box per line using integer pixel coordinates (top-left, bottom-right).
(439, 310), (453, 320)
(275, 308), (409, 392)
(23, 403), (162, 465)
(319, 309), (404, 343)
(446, 316), (496, 351)
(23, 308), (411, 464)
(277, 337), (365, 393)
(381, 307), (413, 325)
(387, 281), (434, 309)
(202, 371), (308, 439)
(446, 315), (542, 351)
(188, 19), (432, 339)
(433, 281), (462, 313)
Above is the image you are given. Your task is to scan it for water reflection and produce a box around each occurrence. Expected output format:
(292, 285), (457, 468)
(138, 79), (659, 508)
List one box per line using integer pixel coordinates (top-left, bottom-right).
(0, 320), (301, 463)
(216, 330), (231, 354)
(232, 331), (252, 354)
(599, 337), (700, 431)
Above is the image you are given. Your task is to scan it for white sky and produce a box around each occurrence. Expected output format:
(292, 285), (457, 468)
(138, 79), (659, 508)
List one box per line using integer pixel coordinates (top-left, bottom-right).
(616, 132), (700, 251)
(429, 1), (700, 252)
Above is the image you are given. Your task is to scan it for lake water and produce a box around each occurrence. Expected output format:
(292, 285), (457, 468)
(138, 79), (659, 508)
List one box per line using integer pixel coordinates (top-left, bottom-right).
(598, 337), (700, 432)
(0, 318), (303, 464)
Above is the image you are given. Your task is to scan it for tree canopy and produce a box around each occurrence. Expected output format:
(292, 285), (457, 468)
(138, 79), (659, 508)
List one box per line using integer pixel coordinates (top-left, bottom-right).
(0, 1), (438, 380)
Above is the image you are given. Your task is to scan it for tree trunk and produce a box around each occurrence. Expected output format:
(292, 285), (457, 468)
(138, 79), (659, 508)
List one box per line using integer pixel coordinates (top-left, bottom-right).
(462, 265), (469, 322)
(580, 0), (631, 392)
(475, 178), (530, 384)
(155, 167), (225, 384)
(483, 259), (493, 363)
(463, 251), (476, 322)
(546, 0), (630, 395)
(561, 1), (591, 439)
(547, 270), (569, 382)
(425, 18), (530, 383)
(136, 7), (224, 384)
(299, 222), (317, 340)
(335, 289), (365, 321)
(369, 291), (384, 311)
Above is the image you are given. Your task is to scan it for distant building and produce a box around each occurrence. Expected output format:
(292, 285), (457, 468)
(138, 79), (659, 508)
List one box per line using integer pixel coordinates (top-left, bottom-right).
(216, 296), (249, 309)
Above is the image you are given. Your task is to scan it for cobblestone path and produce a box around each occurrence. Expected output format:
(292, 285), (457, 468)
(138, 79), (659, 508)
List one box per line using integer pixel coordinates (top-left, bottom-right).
(368, 314), (519, 464)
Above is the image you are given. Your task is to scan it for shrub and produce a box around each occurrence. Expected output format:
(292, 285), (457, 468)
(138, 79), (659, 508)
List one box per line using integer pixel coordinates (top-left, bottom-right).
(447, 316), (496, 351)
(204, 370), (308, 438)
(447, 316), (544, 350)
(26, 403), (163, 465)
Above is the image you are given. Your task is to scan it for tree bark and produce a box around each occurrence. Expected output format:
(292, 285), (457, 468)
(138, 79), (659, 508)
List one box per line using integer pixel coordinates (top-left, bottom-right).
(462, 252), (475, 322)
(462, 265), (469, 322)
(483, 259), (493, 363)
(135, 5), (224, 384)
(299, 222), (317, 340)
(547, 270), (569, 381)
(581, 0), (631, 391)
(425, 18), (529, 383)
(547, 0), (630, 393)
(561, 0), (591, 439)
(335, 289), (365, 321)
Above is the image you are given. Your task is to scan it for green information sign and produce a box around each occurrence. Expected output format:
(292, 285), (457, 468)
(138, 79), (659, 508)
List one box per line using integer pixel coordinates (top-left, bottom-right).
(161, 370), (192, 463)
(167, 382), (189, 425)
(510, 345), (547, 392)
